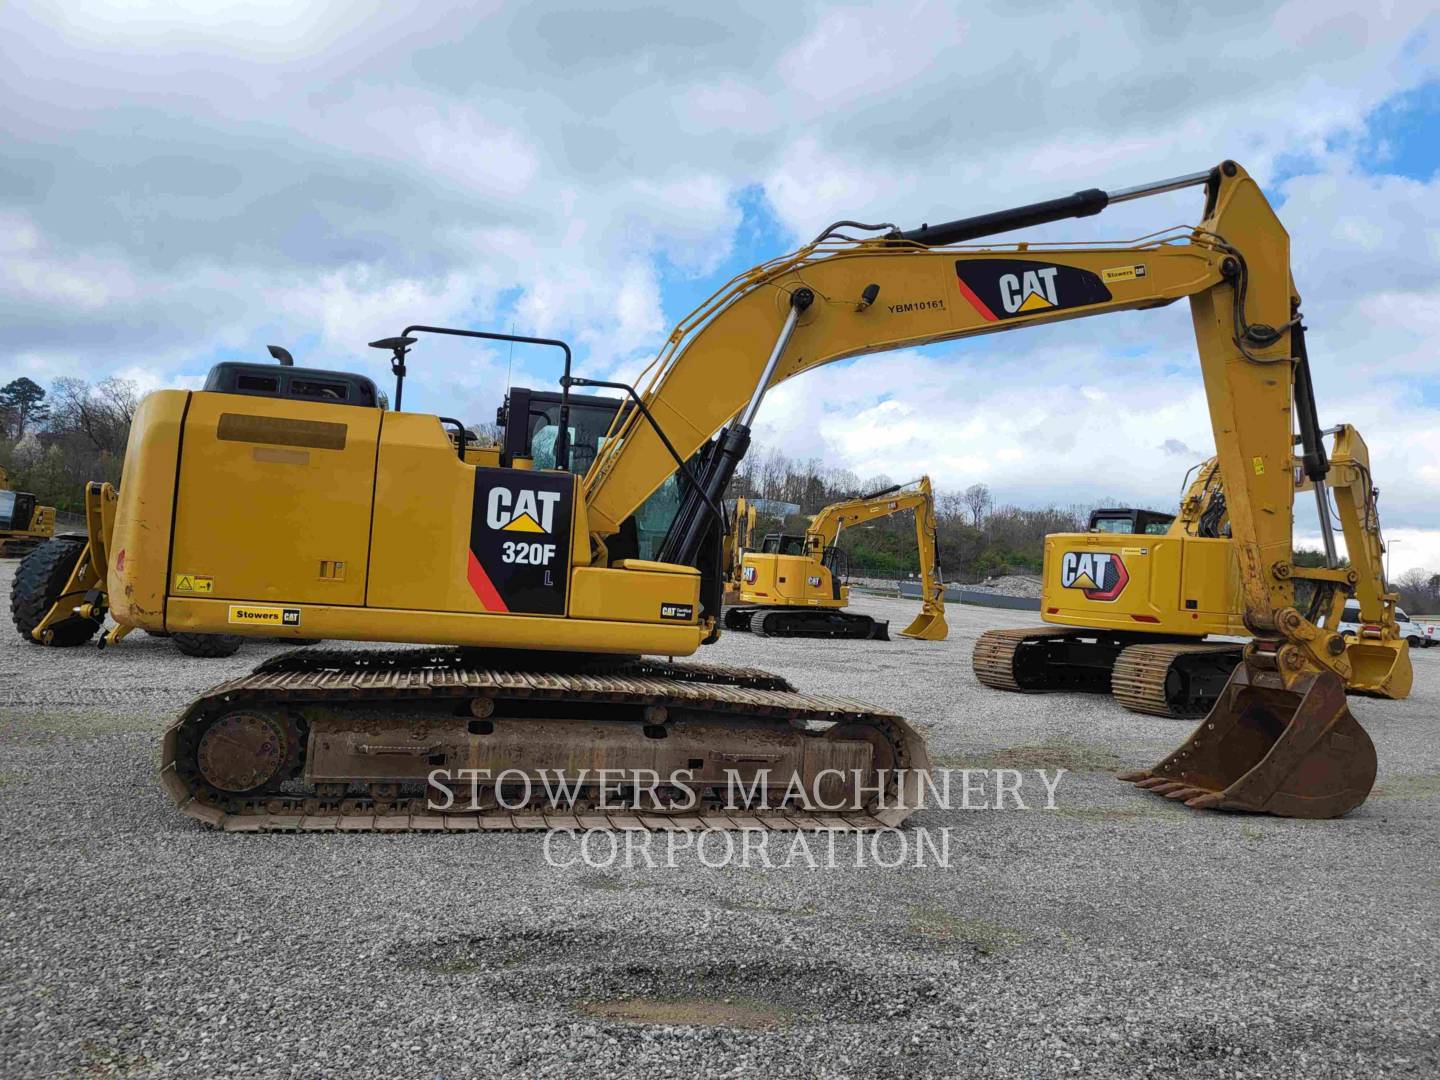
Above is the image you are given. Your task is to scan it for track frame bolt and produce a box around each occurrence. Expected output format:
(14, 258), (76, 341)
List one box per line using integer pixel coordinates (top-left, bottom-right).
(469, 697), (495, 719)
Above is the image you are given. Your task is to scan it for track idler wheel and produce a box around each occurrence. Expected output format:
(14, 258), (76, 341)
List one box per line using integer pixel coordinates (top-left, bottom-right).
(1119, 662), (1377, 819)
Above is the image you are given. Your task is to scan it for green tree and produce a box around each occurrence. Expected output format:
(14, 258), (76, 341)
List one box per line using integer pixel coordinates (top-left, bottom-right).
(0, 377), (49, 439)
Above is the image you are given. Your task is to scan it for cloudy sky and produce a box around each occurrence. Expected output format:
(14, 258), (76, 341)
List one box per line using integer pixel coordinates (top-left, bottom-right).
(3, 1), (1438, 573)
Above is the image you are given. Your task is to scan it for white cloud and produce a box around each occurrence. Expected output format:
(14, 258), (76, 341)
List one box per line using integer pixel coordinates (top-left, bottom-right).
(0, 0), (1438, 570)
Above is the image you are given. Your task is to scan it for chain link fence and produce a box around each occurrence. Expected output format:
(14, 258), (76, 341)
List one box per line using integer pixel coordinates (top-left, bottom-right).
(54, 510), (88, 534)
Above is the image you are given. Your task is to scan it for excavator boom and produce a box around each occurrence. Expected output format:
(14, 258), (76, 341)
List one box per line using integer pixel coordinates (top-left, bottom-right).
(577, 160), (1388, 816)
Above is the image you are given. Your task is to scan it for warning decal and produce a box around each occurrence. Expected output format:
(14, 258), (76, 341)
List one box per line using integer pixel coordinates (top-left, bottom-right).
(174, 573), (214, 594)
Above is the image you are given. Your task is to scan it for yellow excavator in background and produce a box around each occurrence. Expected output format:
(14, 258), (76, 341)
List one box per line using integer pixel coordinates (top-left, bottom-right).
(12, 160), (1406, 824)
(721, 496), (756, 604)
(723, 477), (948, 640)
(0, 466), (55, 557)
(975, 426), (1408, 718)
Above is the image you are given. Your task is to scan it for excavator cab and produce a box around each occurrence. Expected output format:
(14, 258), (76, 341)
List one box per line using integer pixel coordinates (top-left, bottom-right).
(1088, 508), (1175, 535)
(498, 388), (620, 475)
(760, 533), (808, 556)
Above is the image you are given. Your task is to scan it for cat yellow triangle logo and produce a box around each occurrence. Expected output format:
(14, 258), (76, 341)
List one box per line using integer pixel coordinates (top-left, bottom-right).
(1069, 570), (1097, 590)
(501, 512), (546, 533)
(1017, 290), (1054, 312)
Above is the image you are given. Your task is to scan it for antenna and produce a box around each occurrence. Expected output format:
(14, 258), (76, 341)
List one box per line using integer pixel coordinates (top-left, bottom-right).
(504, 321), (516, 394)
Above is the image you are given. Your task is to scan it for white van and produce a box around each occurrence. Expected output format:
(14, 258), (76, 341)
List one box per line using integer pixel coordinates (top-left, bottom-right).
(1338, 600), (1435, 647)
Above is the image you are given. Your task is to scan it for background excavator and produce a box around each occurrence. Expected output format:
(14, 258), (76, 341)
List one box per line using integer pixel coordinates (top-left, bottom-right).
(721, 496), (756, 604)
(975, 426), (1409, 718)
(723, 477), (948, 640)
(0, 466), (55, 557)
(11, 159), (1400, 824)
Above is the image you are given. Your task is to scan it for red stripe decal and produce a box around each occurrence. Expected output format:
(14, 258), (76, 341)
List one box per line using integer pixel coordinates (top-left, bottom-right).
(467, 550), (509, 612)
(954, 273), (999, 322)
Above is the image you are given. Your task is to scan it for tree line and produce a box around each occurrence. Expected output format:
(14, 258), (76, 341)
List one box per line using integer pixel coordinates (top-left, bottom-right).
(726, 448), (1099, 582)
(3, 376), (1435, 611)
(1, 376), (137, 513)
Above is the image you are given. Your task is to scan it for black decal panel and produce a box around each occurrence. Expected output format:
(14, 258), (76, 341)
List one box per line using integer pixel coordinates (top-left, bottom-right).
(954, 259), (1112, 322)
(468, 469), (574, 615)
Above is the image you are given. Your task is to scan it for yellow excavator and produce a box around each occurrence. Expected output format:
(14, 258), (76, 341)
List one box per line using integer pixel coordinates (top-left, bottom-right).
(976, 426), (1408, 719)
(0, 466), (55, 557)
(723, 477), (948, 640)
(721, 496), (756, 604)
(12, 160), (1403, 824)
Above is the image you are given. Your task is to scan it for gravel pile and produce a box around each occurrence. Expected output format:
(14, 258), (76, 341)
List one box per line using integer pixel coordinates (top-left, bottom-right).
(963, 574), (1044, 598)
(1, 559), (1437, 1078)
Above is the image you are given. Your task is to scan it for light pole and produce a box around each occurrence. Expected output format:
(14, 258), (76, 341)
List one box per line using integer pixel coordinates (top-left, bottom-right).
(1387, 538), (1402, 584)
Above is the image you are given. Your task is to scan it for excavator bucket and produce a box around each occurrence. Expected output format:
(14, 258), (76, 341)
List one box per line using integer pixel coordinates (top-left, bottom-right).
(899, 606), (948, 641)
(1343, 638), (1413, 699)
(1119, 662), (1377, 819)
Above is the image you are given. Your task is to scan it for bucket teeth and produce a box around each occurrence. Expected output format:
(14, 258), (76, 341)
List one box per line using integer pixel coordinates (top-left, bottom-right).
(1135, 777), (1173, 790)
(1150, 781), (1189, 795)
(1165, 786), (1208, 801)
(1184, 793), (1224, 809)
(1116, 770), (1152, 783)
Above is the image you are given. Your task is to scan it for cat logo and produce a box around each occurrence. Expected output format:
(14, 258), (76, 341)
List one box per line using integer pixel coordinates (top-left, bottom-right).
(955, 259), (1112, 322)
(1060, 551), (1129, 601)
(999, 266), (1060, 314)
(486, 486), (561, 533)
(742, 565), (757, 584)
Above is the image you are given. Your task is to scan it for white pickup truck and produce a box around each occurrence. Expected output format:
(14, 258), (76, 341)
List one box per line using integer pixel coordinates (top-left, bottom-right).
(1338, 600), (1436, 647)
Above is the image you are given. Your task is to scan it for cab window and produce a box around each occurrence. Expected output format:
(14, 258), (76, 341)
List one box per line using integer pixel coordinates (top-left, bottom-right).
(1091, 518), (1133, 534)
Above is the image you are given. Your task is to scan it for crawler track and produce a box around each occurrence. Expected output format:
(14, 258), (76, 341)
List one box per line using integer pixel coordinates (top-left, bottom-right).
(160, 649), (929, 833)
(724, 606), (888, 640)
(1110, 642), (1242, 717)
(972, 627), (1241, 718)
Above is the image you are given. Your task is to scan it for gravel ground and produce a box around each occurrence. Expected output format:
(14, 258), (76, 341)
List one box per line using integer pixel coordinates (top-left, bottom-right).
(2, 558), (1437, 1079)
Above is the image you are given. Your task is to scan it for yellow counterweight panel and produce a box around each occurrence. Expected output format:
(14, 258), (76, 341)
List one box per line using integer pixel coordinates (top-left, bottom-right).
(169, 392), (381, 607)
(1041, 533), (1244, 637)
(739, 553), (845, 608)
(108, 390), (189, 629)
